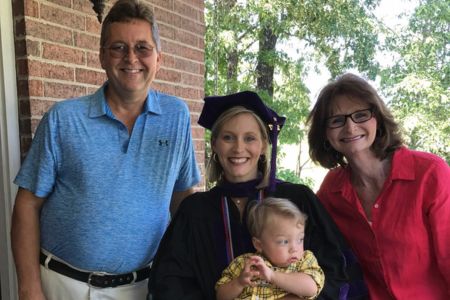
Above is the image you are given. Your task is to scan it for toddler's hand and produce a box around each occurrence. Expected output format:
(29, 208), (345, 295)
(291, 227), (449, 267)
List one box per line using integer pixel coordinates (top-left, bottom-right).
(248, 255), (274, 283)
(237, 257), (261, 287)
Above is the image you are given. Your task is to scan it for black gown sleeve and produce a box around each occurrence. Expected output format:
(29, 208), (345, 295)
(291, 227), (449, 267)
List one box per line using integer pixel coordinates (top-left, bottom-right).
(148, 207), (202, 299)
(275, 183), (368, 300)
(148, 192), (221, 300)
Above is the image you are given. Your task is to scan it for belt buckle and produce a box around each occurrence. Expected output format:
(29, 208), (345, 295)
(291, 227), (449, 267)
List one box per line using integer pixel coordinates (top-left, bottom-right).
(88, 271), (109, 288)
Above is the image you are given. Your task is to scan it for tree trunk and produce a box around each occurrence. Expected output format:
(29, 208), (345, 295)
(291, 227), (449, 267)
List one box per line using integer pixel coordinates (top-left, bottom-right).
(296, 142), (310, 178)
(221, 0), (239, 93)
(227, 48), (239, 93)
(256, 24), (278, 96)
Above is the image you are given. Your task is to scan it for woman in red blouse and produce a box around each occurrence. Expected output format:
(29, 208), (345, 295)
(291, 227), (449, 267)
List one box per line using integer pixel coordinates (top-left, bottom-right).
(307, 73), (450, 299)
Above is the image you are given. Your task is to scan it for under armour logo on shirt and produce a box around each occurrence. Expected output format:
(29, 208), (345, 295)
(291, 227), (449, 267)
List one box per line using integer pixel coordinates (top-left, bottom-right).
(159, 140), (169, 146)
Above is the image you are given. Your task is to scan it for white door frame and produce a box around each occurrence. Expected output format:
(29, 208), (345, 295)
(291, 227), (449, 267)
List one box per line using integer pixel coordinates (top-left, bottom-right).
(0, 0), (20, 298)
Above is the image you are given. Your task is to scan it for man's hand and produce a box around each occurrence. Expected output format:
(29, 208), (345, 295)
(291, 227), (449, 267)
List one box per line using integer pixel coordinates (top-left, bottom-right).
(11, 188), (46, 300)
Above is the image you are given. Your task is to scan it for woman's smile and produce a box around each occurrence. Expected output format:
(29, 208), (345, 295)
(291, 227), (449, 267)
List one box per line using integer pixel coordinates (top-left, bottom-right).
(213, 113), (266, 183)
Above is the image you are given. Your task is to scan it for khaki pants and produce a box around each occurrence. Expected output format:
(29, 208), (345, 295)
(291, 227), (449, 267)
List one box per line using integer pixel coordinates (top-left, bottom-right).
(40, 265), (148, 300)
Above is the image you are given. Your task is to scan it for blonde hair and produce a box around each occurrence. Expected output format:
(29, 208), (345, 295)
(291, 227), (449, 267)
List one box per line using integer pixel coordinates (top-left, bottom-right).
(207, 106), (271, 188)
(247, 197), (307, 238)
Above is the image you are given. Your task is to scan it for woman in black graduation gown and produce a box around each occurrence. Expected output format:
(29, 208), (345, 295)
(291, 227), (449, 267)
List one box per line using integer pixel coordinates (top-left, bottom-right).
(148, 91), (367, 300)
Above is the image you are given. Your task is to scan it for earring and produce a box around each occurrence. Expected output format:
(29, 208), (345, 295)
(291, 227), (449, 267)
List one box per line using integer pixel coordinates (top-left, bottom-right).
(212, 152), (218, 162)
(259, 154), (267, 163)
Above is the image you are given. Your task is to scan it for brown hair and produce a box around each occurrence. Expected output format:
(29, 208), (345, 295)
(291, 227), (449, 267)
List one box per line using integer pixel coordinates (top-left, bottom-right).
(307, 73), (403, 168)
(207, 106), (271, 188)
(100, 0), (161, 52)
(247, 197), (307, 238)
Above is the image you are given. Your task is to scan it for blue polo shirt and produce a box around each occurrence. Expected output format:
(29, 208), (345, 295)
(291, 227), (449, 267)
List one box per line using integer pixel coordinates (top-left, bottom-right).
(14, 84), (201, 273)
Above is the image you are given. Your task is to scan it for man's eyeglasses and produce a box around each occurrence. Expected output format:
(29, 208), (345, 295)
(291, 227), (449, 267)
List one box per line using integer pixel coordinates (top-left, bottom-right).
(326, 108), (373, 129)
(103, 43), (155, 59)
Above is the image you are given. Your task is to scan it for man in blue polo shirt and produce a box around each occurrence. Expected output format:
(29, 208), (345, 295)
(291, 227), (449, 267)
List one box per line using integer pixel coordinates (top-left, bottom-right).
(11, 0), (200, 299)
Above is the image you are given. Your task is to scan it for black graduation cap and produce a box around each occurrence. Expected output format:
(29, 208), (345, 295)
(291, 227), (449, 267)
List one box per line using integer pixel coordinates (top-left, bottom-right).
(198, 91), (286, 191)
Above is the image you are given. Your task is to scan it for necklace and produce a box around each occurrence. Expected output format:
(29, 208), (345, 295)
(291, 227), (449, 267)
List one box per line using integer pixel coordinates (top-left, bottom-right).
(221, 190), (264, 263)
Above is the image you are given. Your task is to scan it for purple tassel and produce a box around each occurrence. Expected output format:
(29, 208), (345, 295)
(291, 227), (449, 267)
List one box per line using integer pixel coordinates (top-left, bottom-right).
(268, 121), (279, 192)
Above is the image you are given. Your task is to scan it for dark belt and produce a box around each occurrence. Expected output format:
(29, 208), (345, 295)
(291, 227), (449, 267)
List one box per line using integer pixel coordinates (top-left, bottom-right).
(40, 251), (151, 288)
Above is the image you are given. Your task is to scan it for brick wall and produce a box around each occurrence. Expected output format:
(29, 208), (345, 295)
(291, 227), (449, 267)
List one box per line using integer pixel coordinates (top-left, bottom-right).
(13, 0), (206, 188)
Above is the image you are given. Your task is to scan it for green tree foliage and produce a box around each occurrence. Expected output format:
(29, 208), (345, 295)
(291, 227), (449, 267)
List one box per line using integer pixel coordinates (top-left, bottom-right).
(204, 0), (449, 183)
(277, 167), (315, 189)
(379, 0), (450, 163)
(205, 0), (382, 181)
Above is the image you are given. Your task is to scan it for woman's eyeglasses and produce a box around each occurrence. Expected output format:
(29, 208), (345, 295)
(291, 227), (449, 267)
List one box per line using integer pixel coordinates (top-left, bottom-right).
(326, 108), (373, 129)
(103, 43), (155, 59)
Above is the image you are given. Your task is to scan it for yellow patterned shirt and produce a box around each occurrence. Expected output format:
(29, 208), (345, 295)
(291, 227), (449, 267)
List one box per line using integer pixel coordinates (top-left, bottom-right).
(216, 250), (324, 300)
